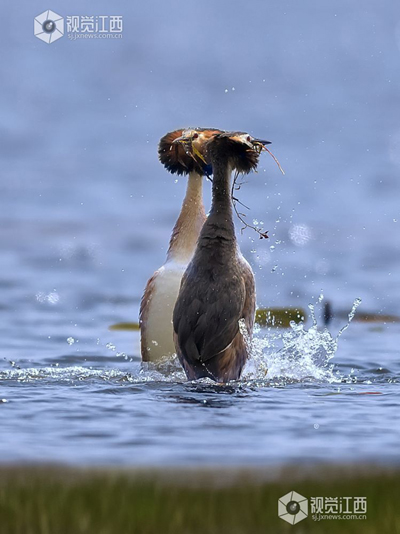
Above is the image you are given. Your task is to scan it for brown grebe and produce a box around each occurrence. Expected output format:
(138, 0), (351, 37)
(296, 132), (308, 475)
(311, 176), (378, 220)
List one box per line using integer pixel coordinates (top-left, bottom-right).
(172, 131), (270, 381)
(140, 128), (222, 362)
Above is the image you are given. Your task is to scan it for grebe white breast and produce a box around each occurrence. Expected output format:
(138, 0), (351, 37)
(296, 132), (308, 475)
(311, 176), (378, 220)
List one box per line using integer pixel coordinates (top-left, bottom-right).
(140, 128), (223, 362)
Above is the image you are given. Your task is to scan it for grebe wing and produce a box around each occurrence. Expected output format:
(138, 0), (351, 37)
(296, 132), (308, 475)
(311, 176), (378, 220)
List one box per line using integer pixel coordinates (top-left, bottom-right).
(173, 274), (246, 363)
(139, 269), (159, 361)
(239, 257), (256, 334)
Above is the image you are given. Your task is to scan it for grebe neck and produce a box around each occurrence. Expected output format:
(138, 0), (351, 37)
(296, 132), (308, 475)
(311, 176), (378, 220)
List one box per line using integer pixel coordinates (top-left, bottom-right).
(167, 171), (206, 263)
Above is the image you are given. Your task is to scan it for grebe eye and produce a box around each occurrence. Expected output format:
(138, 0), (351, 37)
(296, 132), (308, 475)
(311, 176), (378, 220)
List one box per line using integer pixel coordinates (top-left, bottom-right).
(247, 136), (251, 142)
(192, 133), (199, 139)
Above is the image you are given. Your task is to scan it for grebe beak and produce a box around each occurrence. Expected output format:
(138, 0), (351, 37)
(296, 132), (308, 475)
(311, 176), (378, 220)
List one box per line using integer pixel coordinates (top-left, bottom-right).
(253, 139), (271, 146)
(172, 134), (192, 155)
(252, 138), (271, 154)
(172, 134), (207, 165)
(172, 135), (189, 145)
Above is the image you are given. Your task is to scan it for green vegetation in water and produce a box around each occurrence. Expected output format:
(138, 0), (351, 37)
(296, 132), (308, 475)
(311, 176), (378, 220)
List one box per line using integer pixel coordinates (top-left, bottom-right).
(255, 307), (305, 327)
(109, 309), (400, 332)
(109, 321), (141, 331)
(0, 465), (399, 534)
(109, 307), (307, 331)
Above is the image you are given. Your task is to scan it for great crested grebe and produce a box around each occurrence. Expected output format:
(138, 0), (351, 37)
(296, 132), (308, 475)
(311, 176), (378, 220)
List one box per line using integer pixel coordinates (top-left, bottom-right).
(140, 128), (222, 362)
(172, 131), (270, 382)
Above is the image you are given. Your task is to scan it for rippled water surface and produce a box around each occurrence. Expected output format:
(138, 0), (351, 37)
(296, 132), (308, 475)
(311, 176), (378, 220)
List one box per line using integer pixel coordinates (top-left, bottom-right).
(1, 0), (400, 466)
(1, 314), (399, 466)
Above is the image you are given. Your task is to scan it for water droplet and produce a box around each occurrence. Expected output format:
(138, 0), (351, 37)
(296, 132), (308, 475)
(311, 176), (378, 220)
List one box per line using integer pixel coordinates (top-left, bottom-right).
(67, 337), (75, 345)
(290, 321), (303, 332)
(47, 292), (59, 304)
(308, 303), (318, 327)
(289, 224), (312, 246)
(36, 291), (60, 304)
(337, 298), (362, 338)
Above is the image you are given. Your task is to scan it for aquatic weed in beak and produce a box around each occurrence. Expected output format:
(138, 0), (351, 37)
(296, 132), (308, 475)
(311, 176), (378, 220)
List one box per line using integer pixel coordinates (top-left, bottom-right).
(174, 133), (208, 167)
(255, 141), (285, 175)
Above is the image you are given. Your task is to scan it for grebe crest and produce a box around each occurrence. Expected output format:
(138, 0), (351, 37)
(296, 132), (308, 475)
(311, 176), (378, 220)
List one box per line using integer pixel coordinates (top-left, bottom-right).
(205, 132), (271, 174)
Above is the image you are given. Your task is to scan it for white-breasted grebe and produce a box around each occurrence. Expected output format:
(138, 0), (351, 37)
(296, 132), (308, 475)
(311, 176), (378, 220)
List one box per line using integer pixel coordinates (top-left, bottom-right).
(140, 128), (223, 362)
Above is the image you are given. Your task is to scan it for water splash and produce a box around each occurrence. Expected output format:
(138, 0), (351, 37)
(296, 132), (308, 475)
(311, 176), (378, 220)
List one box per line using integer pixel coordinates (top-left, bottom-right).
(0, 361), (187, 385)
(0, 366), (130, 383)
(2, 299), (361, 387)
(337, 297), (362, 338)
(244, 324), (337, 384)
(140, 357), (186, 382)
(243, 297), (362, 384)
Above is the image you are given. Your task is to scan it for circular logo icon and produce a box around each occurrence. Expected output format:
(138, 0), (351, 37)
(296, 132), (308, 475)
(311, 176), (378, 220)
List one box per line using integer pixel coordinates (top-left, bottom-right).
(42, 20), (57, 33)
(287, 500), (301, 515)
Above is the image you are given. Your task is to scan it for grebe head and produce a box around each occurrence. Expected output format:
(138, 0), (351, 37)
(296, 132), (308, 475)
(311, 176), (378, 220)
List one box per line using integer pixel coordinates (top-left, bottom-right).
(205, 132), (271, 174)
(159, 128), (223, 176)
